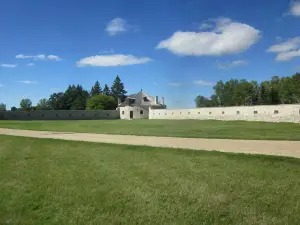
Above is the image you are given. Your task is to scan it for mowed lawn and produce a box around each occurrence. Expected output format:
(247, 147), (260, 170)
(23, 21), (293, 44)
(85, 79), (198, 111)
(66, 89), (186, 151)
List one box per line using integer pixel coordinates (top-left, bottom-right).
(1, 119), (300, 140)
(0, 135), (300, 224)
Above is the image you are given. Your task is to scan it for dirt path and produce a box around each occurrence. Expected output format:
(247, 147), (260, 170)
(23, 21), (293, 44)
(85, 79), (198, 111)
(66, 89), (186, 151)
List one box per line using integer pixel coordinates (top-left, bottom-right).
(1, 128), (300, 158)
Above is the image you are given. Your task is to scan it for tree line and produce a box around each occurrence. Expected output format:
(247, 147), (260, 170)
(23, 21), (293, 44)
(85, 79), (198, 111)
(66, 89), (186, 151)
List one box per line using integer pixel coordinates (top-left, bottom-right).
(195, 73), (300, 107)
(0, 75), (127, 111)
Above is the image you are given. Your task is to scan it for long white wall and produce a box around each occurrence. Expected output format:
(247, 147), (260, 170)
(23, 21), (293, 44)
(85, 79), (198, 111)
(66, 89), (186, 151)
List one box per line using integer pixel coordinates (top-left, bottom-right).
(149, 104), (300, 123)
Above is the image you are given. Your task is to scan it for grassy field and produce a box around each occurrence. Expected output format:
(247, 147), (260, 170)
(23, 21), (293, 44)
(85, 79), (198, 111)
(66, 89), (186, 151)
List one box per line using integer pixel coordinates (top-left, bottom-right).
(1, 119), (300, 140)
(0, 135), (299, 224)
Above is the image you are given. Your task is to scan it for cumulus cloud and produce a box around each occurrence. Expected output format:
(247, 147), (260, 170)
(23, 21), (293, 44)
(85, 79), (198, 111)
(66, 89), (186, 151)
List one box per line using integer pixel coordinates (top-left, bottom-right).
(0, 64), (17, 68)
(192, 80), (214, 86)
(16, 54), (62, 61)
(168, 82), (182, 87)
(199, 23), (213, 30)
(267, 37), (300, 61)
(18, 80), (38, 84)
(76, 54), (151, 67)
(216, 60), (248, 69)
(290, 1), (300, 16)
(105, 18), (138, 36)
(156, 17), (260, 56)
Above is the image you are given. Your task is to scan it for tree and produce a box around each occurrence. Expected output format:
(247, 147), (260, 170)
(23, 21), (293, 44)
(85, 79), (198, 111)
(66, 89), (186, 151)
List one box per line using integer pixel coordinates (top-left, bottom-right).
(11, 106), (17, 111)
(111, 75), (127, 101)
(37, 98), (50, 110)
(103, 84), (111, 96)
(48, 92), (66, 110)
(0, 103), (6, 111)
(20, 99), (32, 111)
(86, 94), (117, 110)
(90, 81), (102, 96)
(63, 85), (89, 110)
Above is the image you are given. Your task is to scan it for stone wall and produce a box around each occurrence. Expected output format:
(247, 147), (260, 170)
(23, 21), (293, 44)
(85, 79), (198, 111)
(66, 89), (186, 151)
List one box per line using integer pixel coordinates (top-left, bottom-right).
(149, 104), (300, 123)
(119, 106), (149, 120)
(0, 110), (120, 120)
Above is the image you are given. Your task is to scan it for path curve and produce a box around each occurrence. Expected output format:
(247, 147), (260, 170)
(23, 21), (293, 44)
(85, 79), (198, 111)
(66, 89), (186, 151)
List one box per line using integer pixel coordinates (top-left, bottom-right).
(1, 128), (300, 159)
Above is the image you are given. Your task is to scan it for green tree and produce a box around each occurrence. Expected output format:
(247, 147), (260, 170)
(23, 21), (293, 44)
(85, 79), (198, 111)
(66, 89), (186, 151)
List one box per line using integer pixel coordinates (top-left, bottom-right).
(11, 106), (17, 111)
(0, 103), (6, 111)
(63, 85), (89, 110)
(48, 92), (66, 110)
(20, 98), (32, 111)
(37, 98), (50, 110)
(111, 75), (127, 101)
(103, 84), (111, 96)
(86, 94), (117, 110)
(90, 81), (102, 96)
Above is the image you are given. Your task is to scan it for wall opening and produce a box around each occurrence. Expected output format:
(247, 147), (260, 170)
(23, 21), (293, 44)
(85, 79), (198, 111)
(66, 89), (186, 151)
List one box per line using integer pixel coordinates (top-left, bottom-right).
(236, 111), (240, 115)
(198, 112), (200, 114)
(254, 111), (258, 114)
(274, 110), (279, 114)
(140, 110), (143, 115)
(209, 112), (212, 115)
(222, 111), (225, 114)
(122, 111), (124, 115)
(188, 112), (190, 114)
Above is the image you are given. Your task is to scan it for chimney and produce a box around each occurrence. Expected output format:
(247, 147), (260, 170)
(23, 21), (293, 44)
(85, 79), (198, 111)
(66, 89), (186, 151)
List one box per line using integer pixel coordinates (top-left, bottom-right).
(117, 97), (121, 105)
(155, 96), (158, 104)
(161, 97), (164, 105)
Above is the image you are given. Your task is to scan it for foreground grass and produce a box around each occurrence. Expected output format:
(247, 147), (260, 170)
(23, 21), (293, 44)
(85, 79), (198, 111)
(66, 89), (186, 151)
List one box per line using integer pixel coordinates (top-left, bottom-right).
(1, 119), (300, 140)
(0, 135), (300, 224)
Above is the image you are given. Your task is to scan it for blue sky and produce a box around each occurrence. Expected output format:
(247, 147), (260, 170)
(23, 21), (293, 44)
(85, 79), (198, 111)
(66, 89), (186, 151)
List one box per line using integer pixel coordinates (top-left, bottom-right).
(0, 0), (300, 109)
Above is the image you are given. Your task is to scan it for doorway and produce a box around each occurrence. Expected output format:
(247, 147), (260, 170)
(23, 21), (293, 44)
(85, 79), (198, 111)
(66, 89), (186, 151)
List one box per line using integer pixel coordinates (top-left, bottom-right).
(130, 111), (133, 119)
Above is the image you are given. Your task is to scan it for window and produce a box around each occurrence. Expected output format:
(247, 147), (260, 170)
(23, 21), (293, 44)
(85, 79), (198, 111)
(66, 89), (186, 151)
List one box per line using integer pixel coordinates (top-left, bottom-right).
(159, 113), (160, 115)
(69, 114), (71, 117)
(209, 112), (212, 115)
(222, 111), (225, 114)
(236, 111), (240, 115)
(188, 112), (190, 114)
(82, 114), (85, 116)
(198, 112), (200, 114)
(106, 114), (109, 116)
(143, 97), (150, 102)
(122, 111), (124, 115)
(56, 114), (59, 117)
(274, 110), (279, 114)
(172, 112), (174, 115)
(41, 114), (44, 117)
(28, 114), (30, 117)
(254, 111), (258, 114)
(180, 112), (181, 115)
(140, 110), (143, 115)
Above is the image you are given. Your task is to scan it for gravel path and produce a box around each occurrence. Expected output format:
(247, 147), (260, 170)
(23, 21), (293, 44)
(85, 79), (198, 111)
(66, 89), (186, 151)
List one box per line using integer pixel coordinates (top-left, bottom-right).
(1, 128), (300, 159)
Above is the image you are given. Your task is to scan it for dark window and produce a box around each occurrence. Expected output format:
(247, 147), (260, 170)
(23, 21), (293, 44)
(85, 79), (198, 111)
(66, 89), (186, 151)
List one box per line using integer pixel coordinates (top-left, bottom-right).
(209, 112), (212, 115)
(69, 114), (71, 117)
(165, 113), (167, 115)
(172, 112), (174, 115)
(180, 112), (181, 115)
(56, 114), (58, 117)
(188, 112), (190, 114)
(143, 97), (150, 102)
(198, 112), (200, 114)
(106, 114), (109, 116)
(236, 111), (240, 115)
(122, 111), (124, 115)
(254, 111), (258, 114)
(82, 114), (85, 116)
(41, 114), (44, 117)
(159, 113), (160, 115)
(28, 114), (30, 117)
(222, 111), (225, 114)
(140, 110), (143, 115)
(274, 110), (279, 114)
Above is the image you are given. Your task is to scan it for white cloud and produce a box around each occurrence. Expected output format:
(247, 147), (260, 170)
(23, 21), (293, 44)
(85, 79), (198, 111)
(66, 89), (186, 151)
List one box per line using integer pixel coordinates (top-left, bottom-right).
(105, 18), (138, 36)
(290, 1), (300, 16)
(193, 80), (214, 86)
(168, 82), (182, 87)
(199, 23), (213, 30)
(18, 80), (38, 84)
(156, 17), (260, 56)
(1, 64), (17, 68)
(26, 63), (35, 67)
(267, 37), (300, 61)
(216, 60), (248, 69)
(47, 55), (62, 61)
(76, 54), (151, 67)
(16, 54), (62, 61)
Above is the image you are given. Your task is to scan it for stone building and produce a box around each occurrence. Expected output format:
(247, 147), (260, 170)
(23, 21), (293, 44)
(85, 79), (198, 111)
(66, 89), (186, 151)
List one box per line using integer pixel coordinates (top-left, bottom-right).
(117, 90), (166, 119)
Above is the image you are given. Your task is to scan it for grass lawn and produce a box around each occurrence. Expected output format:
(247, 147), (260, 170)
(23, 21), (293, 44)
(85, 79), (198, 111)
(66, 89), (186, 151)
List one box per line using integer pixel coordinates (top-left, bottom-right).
(1, 119), (300, 140)
(0, 135), (300, 224)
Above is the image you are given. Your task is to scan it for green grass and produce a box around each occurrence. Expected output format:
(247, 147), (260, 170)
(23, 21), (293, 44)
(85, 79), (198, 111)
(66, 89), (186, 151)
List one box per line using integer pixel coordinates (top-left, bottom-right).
(1, 119), (300, 140)
(0, 135), (300, 224)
